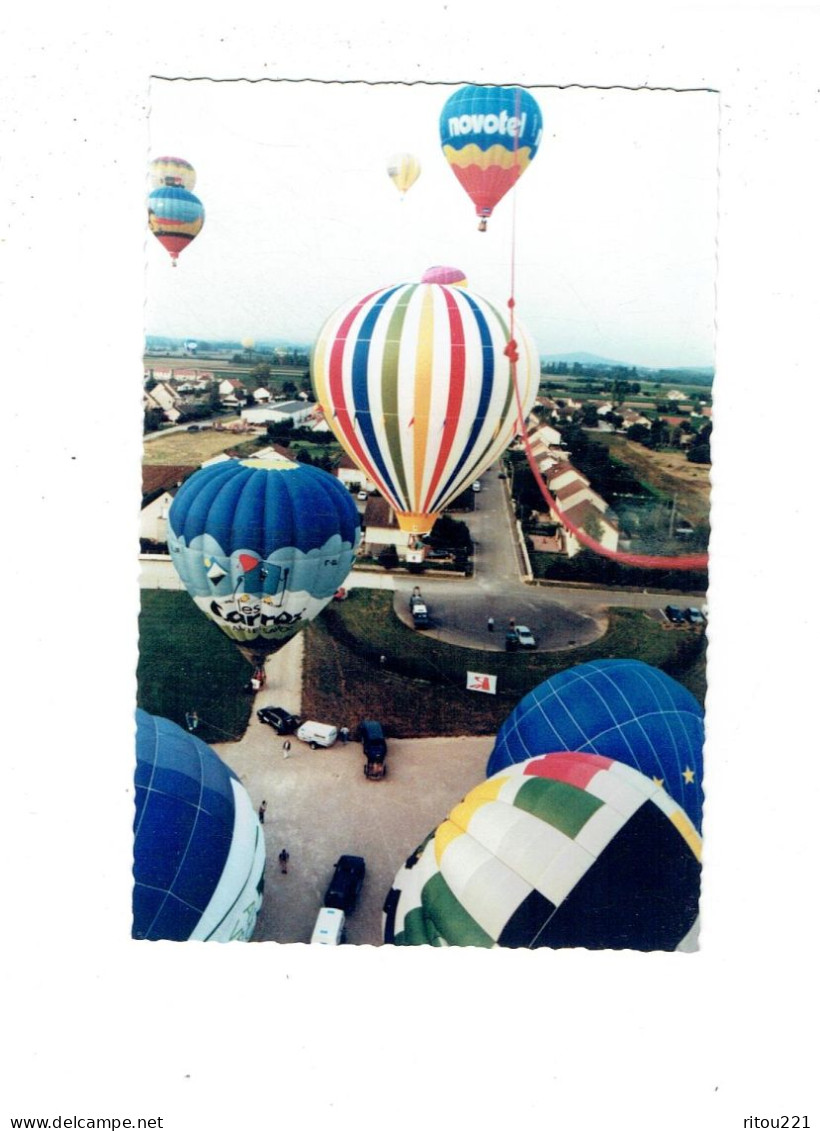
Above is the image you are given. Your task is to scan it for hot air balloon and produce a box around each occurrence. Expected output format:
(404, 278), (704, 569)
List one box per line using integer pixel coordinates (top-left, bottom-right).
(149, 155), (197, 191)
(134, 710), (266, 941)
(383, 752), (701, 950)
(167, 455), (361, 667)
(386, 152), (421, 197)
(148, 184), (205, 265)
(439, 84), (543, 230)
(420, 265), (467, 287)
(487, 659), (705, 831)
(311, 280), (540, 535)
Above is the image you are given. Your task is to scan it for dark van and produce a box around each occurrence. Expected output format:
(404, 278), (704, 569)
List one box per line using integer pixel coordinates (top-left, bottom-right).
(358, 719), (387, 762)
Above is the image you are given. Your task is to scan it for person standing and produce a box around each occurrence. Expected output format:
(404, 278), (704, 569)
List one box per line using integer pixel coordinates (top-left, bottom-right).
(487, 616), (495, 632)
(258, 800), (267, 824)
(283, 739), (292, 759)
(278, 848), (289, 874)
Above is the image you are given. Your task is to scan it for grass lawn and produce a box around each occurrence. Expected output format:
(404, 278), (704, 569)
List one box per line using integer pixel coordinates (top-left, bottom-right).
(136, 588), (706, 744)
(137, 590), (254, 744)
(301, 589), (707, 738)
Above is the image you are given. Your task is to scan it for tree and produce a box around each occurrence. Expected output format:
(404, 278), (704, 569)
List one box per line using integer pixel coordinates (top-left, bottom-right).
(282, 379), (298, 397)
(378, 545), (399, 570)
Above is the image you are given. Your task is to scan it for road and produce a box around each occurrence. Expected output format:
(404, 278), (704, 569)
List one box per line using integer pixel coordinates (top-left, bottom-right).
(140, 461), (703, 652)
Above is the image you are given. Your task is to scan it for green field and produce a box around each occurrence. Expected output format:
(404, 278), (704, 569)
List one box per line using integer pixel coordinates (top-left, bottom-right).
(137, 588), (707, 742)
(137, 590), (255, 744)
(302, 590), (707, 737)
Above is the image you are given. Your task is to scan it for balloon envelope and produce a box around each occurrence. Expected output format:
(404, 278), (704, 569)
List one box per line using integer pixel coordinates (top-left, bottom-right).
(311, 281), (539, 534)
(386, 152), (421, 195)
(150, 155), (197, 191)
(148, 184), (205, 263)
(133, 710), (266, 941)
(439, 84), (543, 224)
(420, 265), (467, 287)
(383, 752), (701, 950)
(488, 659), (705, 830)
(167, 455), (361, 664)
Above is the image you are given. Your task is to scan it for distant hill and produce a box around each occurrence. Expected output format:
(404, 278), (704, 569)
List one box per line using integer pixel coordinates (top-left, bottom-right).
(542, 351), (629, 367)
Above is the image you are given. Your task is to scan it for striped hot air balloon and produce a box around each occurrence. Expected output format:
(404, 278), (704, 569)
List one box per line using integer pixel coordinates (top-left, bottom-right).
(439, 84), (543, 230)
(386, 152), (421, 197)
(148, 184), (205, 265)
(383, 752), (701, 951)
(149, 155), (197, 191)
(310, 280), (540, 535)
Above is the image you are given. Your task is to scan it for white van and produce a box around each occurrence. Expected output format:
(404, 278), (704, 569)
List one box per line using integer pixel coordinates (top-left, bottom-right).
(311, 906), (345, 945)
(296, 720), (338, 749)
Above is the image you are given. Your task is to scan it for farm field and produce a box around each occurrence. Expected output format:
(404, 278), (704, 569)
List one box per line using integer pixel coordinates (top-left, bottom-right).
(593, 433), (711, 526)
(142, 426), (261, 465)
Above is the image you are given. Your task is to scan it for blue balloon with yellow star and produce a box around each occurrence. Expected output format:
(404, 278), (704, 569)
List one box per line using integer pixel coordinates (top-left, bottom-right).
(487, 659), (704, 831)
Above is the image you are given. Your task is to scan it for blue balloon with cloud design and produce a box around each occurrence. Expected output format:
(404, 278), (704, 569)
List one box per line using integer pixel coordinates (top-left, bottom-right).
(167, 455), (361, 665)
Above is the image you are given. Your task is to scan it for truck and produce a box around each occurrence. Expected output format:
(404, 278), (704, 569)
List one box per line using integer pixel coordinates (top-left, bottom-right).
(409, 590), (430, 628)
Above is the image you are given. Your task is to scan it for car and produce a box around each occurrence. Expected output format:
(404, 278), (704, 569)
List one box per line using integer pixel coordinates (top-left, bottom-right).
(256, 705), (299, 734)
(471, 480), (482, 492)
(333, 587), (347, 601)
(504, 630), (519, 652)
(358, 719), (387, 762)
(514, 625), (537, 648)
(685, 606), (705, 625)
(665, 605), (686, 624)
(323, 855), (366, 915)
(497, 471), (507, 479)
(357, 490), (369, 500)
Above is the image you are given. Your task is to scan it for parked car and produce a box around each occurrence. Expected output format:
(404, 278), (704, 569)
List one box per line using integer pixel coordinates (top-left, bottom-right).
(471, 480), (482, 492)
(256, 705), (299, 734)
(357, 490), (369, 500)
(665, 605), (686, 624)
(504, 629), (519, 652)
(515, 625), (537, 648)
(333, 587), (347, 601)
(323, 855), (366, 914)
(296, 720), (338, 748)
(358, 719), (387, 761)
(685, 606), (705, 625)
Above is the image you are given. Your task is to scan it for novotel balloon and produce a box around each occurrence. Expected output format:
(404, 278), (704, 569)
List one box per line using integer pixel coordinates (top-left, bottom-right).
(439, 84), (543, 230)
(383, 752), (701, 951)
(149, 155), (197, 191)
(311, 280), (540, 535)
(134, 710), (266, 941)
(488, 660), (705, 831)
(167, 455), (361, 666)
(148, 184), (205, 265)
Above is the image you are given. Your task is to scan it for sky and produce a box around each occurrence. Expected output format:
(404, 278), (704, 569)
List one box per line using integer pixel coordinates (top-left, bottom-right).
(146, 79), (719, 369)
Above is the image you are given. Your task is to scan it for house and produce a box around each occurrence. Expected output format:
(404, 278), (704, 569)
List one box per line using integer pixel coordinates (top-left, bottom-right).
(140, 465), (198, 546)
(335, 453), (375, 494)
(218, 378), (245, 405)
(560, 499), (620, 557)
(252, 387), (272, 403)
(361, 497), (416, 558)
(241, 399), (313, 427)
(143, 381), (181, 423)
